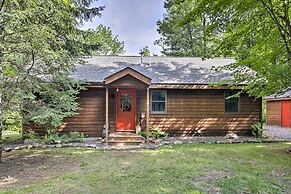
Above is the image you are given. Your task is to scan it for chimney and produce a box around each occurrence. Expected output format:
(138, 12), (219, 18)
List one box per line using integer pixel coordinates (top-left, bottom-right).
(139, 51), (144, 64)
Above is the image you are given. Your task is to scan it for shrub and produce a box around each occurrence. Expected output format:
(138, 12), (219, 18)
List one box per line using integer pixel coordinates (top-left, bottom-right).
(151, 128), (168, 139)
(139, 126), (169, 139)
(22, 129), (38, 140)
(43, 131), (60, 144)
(251, 122), (263, 138)
(68, 132), (84, 142)
(262, 99), (266, 123)
(41, 131), (84, 144)
(3, 111), (22, 132)
(139, 131), (150, 139)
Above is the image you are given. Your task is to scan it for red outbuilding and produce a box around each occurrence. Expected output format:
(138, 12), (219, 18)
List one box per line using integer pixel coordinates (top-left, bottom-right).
(266, 90), (291, 128)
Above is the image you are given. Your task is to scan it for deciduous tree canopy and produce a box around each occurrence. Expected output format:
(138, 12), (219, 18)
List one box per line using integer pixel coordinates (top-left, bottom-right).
(167, 0), (290, 96)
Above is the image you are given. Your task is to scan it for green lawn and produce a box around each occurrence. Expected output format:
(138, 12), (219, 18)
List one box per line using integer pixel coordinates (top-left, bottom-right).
(1, 143), (290, 194)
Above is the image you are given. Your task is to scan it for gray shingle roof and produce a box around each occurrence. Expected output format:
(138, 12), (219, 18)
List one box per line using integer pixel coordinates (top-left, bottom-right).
(266, 89), (291, 100)
(70, 56), (236, 84)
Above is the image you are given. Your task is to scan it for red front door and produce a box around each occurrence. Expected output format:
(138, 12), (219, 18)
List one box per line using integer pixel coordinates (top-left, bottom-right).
(281, 101), (291, 128)
(116, 89), (136, 131)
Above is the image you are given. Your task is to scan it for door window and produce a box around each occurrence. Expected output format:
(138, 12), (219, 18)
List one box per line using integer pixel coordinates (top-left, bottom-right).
(120, 94), (132, 112)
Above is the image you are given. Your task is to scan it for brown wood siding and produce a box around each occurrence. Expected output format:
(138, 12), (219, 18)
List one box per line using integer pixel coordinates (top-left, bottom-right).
(28, 86), (261, 137)
(60, 88), (105, 137)
(28, 88), (106, 137)
(149, 89), (261, 136)
(108, 88), (116, 131)
(266, 101), (281, 126)
(107, 75), (148, 89)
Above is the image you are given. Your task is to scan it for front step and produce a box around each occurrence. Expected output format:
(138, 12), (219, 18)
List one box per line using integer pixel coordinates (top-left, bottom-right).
(108, 133), (144, 147)
(108, 140), (144, 146)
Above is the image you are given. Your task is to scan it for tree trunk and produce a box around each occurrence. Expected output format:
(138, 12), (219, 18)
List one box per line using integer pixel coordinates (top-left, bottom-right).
(202, 15), (207, 60)
(0, 48), (3, 164)
(0, 94), (2, 164)
(0, 0), (5, 164)
(186, 23), (194, 54)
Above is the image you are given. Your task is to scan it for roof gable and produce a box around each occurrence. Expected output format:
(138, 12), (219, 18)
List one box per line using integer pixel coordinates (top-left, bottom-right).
(104, 67), (151, 85)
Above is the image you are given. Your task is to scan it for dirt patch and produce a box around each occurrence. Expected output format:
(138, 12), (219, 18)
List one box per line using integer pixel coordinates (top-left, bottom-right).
(0, 149), (79, 191)
(268, 168), (291, 189)
(192, 170), (234, 194)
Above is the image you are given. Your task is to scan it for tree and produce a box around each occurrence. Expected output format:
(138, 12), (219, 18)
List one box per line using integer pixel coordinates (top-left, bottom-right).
(155, 0), (218, 58)
(178, 0), (291, 97)
(139, 46), (151, 56)
(0, 0), (110, 162)
(84, 24), (125, 55)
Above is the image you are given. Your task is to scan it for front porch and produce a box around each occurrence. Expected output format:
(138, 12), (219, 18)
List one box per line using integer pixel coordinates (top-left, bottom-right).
(103, 67), (152, 146)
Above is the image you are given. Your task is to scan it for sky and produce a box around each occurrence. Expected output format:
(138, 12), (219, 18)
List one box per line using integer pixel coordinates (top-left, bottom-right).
(82, 0), (165, 56)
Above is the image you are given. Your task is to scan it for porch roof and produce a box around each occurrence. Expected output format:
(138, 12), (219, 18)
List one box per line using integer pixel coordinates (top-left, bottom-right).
(104, 67), (151, 85)
(70, 56), (236, 84)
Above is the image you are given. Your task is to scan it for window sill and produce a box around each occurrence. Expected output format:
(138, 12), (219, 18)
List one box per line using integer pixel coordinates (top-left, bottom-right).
(150, 112), (168, 115)
(224, 112), (240, 114)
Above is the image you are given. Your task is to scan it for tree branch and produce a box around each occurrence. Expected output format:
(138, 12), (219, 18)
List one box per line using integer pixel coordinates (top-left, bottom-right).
(257, 0), (291, 57)
(0, 0), (5, 13)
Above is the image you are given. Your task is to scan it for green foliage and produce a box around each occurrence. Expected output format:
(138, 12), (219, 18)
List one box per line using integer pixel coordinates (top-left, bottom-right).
(22, 129), (38, 140)
(178, 0), (291, 96)
(23, 77), (83, 131)
(262, 99), (266, 123)
(251, 122), (263, 138)
(138, 131), (150, 139)
(84, 24), (125, 55)
(2, 130), (22, 144)
(150, 126), (169, 139)
(3, 111), (22, 131)
(139, 125), (169, 139)
(139, 46), (151, 56)
(0, 0), (123, 135)
(156, 0), (217, 57)
(42, 131), (84, 144)
(67, 131), (85, 142)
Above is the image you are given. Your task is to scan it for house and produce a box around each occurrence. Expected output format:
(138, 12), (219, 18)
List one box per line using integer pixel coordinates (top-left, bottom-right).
(266, 90), (291, 128)
(31, 56), (262, 143)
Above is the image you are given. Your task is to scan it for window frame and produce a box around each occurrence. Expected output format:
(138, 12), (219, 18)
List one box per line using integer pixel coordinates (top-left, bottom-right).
(151, 90), (167, 114)
(224, 91), (240, 114)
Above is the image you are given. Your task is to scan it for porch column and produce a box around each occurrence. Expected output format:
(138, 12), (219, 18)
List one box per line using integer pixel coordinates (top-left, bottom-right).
(146, 87), (150, 145)
(105, 86), (109, 146)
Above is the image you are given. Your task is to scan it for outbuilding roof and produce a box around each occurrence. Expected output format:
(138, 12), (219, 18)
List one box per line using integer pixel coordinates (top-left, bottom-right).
(266, 89), (291, 101)
(70, 56), (236, 84)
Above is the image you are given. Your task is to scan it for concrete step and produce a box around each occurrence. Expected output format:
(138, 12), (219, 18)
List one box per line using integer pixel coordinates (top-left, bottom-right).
(109, 134), (144, 141)
(108, 140), (144, 146)
(109, 145), (145, 150)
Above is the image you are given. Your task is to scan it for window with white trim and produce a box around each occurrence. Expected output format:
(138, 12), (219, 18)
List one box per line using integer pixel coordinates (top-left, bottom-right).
(151, 90), (167, 113)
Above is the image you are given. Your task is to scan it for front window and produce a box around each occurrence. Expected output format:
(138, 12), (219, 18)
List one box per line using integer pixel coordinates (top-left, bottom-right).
(225, 91), (239, 113)
(151, 90), (167, 113)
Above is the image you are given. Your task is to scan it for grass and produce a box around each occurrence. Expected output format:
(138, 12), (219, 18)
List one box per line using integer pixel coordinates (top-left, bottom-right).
(2, 130), (22, 144)
(0, 143), (290, 194)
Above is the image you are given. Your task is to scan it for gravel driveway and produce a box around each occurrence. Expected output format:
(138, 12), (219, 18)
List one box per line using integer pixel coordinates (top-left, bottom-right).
(264, 124), (291, 140)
